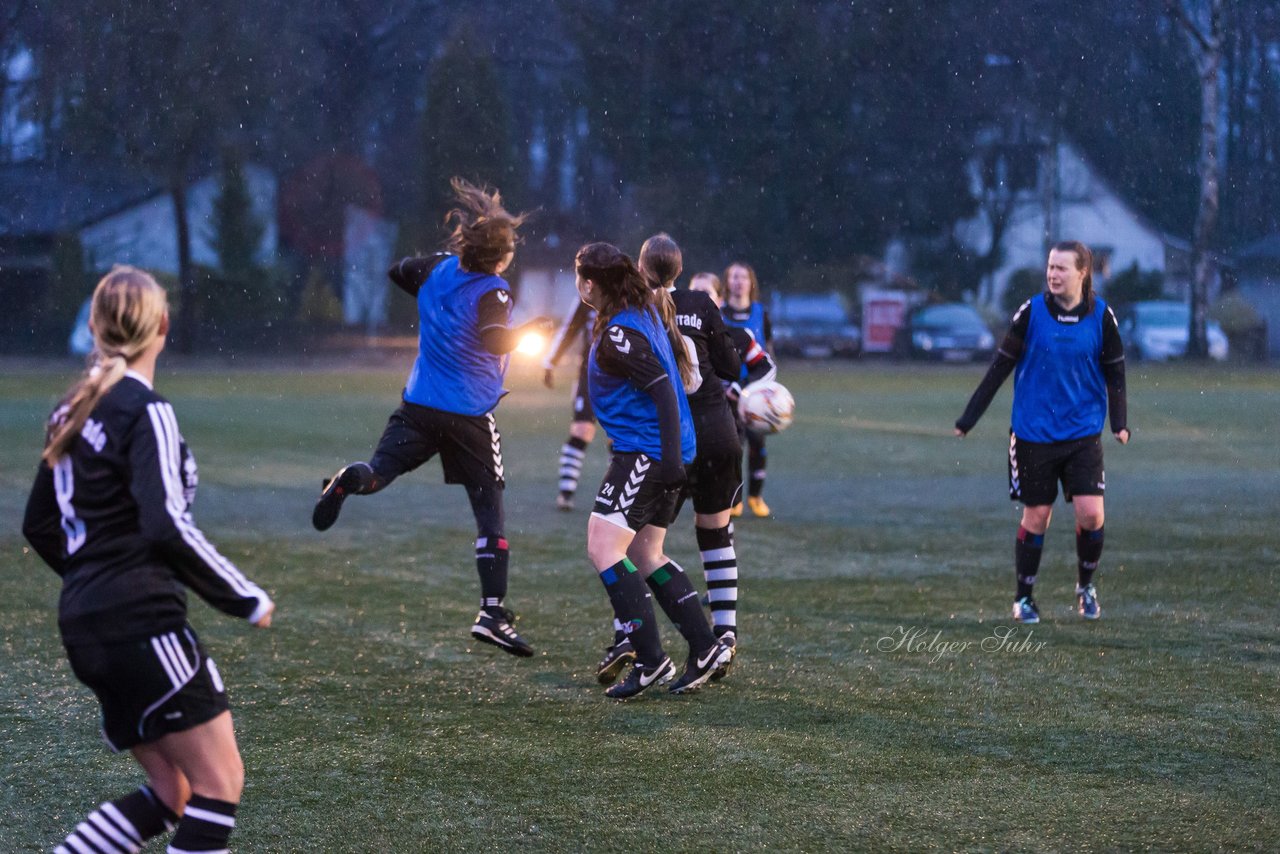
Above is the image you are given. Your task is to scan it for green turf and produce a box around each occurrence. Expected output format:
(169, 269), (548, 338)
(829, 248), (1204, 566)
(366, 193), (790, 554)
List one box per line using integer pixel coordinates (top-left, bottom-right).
(1, 358), (1276, 852)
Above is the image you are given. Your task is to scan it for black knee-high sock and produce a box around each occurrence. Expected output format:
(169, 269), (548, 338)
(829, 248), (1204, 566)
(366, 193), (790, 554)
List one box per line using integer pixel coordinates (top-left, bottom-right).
(57, 785), (178, 854)
(1015, 526), (1044, 599)
(598, 558), (664, 665)
(476, 536), (509, 609)
(558, 436), (589, 496)
(747, 434), (767, 497)
(645, 561), (718, 652)
(167, 794), (237, 853)
(347, 461), (389, 494)
(1077, 525), (1104, 588)
(696, 524), (738, 635)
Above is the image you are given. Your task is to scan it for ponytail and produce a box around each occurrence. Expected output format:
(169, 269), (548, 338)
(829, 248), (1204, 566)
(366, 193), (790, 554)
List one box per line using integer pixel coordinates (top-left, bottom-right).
(638, 233), (693, 389)
(42, 266), (168, 466)
(43, 357), (127, 465)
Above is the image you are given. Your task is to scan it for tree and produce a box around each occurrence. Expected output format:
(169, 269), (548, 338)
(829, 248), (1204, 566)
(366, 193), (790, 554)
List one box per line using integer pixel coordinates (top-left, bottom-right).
(1168, 0), (1225, 359)
(212, 152), (265, 284)
(419, 22), (520, 225)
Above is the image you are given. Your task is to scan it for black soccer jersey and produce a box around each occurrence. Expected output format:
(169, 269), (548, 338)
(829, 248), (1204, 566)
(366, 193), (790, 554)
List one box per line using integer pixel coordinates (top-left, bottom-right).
(544, 301), (596, 371)
(23, 372), (272, 645)
(671, 289), (742, 412)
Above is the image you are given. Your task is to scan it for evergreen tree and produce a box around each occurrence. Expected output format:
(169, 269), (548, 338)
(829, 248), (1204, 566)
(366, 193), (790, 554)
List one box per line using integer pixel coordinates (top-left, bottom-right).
(213, 153), (264, 284)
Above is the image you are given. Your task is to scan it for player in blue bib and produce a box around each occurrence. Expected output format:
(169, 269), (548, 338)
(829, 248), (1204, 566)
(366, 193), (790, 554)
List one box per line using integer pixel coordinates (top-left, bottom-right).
(574, 242), (732, 699)
(311, 178), (552, 657)
(721, 261), (776, 518)
(956, 241), (1130, 624)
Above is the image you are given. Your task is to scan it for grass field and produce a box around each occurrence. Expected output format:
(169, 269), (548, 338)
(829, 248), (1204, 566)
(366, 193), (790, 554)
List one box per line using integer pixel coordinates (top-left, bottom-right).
(1, 356), (1277, 852)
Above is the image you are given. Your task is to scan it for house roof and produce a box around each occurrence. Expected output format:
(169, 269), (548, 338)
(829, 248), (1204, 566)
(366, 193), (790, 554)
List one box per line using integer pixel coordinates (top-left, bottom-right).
(0, 161), (161, 239)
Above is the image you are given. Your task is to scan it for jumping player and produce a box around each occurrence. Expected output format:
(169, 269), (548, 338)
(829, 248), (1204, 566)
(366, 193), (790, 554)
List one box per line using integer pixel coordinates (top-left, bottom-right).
(311, 178), (553, 657)
(23, 267), (275, 854)
(575, 242), (733, 698)
(721, 262), (775, 517)
(543, 300), (597, 510)
(955, 240), (1129, 623)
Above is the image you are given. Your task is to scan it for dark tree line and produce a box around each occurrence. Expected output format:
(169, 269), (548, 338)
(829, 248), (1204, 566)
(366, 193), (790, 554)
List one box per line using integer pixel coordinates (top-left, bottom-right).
(4, 0), (1279, 346)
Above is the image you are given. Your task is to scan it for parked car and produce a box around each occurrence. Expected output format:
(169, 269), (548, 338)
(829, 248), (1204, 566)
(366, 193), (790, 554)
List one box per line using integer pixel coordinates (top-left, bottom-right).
(772, 317), (861, 359)
(1118, 300), (1229, 361)
(894, 303), (995, 362)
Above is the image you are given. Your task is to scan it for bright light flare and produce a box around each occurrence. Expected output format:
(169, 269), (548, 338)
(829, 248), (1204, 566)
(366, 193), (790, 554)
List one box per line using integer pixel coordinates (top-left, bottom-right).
(516, 331), (546, 356)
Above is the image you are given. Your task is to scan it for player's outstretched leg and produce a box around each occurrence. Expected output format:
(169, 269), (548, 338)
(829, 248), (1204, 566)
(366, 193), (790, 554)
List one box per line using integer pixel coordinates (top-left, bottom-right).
(465, 483), (533, 657)
(312, 462), (380, 531)
(641, 560), (732, 694)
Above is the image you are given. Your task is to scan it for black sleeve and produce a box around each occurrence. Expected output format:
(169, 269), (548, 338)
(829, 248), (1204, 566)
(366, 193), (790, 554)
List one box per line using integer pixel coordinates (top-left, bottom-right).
(955, 303), (1030, 434)
(476, 289), (516, 355)
(643, 376), (684, 472)
(761, 309), (773, 348)
(1101, 306), (1127, 433)
(704, 304), (743, 382)
(388, 253), (450, 298)
(22, 462), (67, 575)
(129, 402), (273, 623)
(594, 325), (669, 390)
(545, 302), (593, 369)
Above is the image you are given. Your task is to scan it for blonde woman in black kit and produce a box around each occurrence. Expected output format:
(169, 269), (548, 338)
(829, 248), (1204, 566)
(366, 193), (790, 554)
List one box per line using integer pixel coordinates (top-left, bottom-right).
(24, 267), (275, 854)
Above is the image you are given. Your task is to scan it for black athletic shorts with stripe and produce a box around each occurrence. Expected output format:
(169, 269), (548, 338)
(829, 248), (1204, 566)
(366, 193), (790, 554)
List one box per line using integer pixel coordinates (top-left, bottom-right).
(592, 452), (681, 531)
(678, 404), (742, 516)
(1008, 431), (1105, 506)
(65, 625), (229, 752)
(370, 401), (505, 489)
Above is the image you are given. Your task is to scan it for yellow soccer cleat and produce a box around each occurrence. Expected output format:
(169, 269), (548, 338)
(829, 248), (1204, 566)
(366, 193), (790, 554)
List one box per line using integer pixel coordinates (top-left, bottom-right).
(747, 495), (771, 517)
(729, 502), (744, 517)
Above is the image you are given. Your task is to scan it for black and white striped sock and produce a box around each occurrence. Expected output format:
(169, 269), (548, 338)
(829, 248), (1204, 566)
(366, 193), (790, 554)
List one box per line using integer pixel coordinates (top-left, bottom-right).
(56, 785), (178, 854)
(697, 523), (738, 635)
(167, 794), (237, 853)
(558, 436), (589, 495)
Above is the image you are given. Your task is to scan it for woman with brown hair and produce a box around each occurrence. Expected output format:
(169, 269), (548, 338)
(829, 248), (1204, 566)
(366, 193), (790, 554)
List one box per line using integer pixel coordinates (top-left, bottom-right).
(721, 262), (775, 517)
(956, 240), (1129, 624)
(24, 266), (275, 853)
(575, 242), (732, 698)
(312, 177), (552, 657)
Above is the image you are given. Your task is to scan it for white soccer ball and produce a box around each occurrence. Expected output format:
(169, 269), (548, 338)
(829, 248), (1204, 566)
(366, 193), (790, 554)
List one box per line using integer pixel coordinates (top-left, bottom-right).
(737, 380), (795, 435)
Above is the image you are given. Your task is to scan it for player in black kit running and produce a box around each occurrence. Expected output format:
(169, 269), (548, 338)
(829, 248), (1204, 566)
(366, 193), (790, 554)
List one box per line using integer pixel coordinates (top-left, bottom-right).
(24, 267), (275, 854)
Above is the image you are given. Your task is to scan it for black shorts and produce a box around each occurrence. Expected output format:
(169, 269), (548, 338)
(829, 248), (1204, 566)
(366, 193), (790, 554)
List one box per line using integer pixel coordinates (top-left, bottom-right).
(592, 452), (681, 531)
(1008, 431), (1105, 506)
(571, 361), (594, 424)
(370, 402), (505, 488)
(65, 626), (229, 752)
(681, 405), (742, 515)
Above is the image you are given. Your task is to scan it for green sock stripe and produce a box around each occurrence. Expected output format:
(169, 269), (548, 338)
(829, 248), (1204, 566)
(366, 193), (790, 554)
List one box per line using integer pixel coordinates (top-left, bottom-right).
(650, 565), (673, 586)
(620, 557), (639, 575)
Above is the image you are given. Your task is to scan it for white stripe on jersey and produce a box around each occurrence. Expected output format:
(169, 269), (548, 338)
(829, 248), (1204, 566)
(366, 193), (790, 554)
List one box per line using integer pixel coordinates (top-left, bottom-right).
(146, 402), (266, 603)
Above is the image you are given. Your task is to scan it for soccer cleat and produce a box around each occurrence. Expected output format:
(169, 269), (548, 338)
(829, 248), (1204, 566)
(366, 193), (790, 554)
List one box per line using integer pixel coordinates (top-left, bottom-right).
(669, 638), (734, 694)
(556, 491), (575, 512)
(747, 495), (771, 517)
(605, 656), (675, 699)
(596, 637), (636, 685)
(471, 607), (534, 657)
(312, 464), (367, 531)
(729, 502), (744, 518)
(1012, 595), (1040, 624)
(1077, 584), (1101, 620)
(709, 631), (737, 682)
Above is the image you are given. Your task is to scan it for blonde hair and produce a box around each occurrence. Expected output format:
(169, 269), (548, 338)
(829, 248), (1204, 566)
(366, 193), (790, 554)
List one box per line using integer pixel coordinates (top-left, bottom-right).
(43, 266), (168, 465)
(638, 233), (695, 388)
(689, 272), (724, 304)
